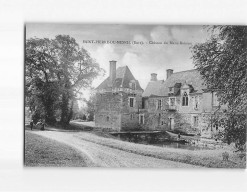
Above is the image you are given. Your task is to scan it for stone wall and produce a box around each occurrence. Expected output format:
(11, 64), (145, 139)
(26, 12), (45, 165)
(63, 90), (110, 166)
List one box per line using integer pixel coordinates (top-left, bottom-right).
(95, 92), (122, 112)
(95, 92), (122, 131)
(95, 91), (142, 131)
(95, 111), (121, 131)
(144, 112), (169, 131)
(174, 113), (199, 134)
(140, 95), (205, 135)
(140, 97), (169, 131)
(121, 93), (142, 113)
(141, 111), (200, 135)
(95, 90), (226, 136)
(121, 113), (140, 131)
(121, 92), (142, 131)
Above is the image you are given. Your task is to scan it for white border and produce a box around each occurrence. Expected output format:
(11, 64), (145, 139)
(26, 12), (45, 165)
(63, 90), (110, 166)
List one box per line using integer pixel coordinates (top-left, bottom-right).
(0, 0), (247, 192)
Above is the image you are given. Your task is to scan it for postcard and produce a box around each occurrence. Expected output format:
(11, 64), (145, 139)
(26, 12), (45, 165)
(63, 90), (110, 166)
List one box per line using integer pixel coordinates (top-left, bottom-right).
(24, 24), (246, 168)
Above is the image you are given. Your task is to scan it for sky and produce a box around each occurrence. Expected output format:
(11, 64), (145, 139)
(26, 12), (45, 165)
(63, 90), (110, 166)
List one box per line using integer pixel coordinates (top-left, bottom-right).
(26, 23), (210, 100)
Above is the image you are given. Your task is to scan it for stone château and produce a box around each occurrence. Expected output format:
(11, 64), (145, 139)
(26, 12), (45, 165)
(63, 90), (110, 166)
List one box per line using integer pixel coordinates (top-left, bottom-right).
(95, 61), (225, 138)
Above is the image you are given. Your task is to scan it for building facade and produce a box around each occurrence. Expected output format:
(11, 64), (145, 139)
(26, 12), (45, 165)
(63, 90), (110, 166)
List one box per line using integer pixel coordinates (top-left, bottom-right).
(95, 61), (225, 138)
(140, 69), (225, 138)
(95, 61), (143, 131)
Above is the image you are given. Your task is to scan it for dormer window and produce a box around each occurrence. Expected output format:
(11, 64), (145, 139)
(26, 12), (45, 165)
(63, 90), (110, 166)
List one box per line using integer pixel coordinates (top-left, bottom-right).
(182, 92), (188, 106)
(169, 97), (176, 106)
(129, 82), (136, 90)
(168, 87), (174, 93)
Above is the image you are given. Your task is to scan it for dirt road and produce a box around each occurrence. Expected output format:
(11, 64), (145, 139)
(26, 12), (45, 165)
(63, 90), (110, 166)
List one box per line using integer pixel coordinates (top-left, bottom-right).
(27, 130), (201, 168)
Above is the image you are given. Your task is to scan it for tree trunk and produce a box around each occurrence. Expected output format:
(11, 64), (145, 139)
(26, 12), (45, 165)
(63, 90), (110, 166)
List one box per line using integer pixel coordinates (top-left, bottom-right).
(66, 100), (74, 124)
(40, 95), (56, 125)
(45, 104), (56, 125)
(60, 92), (69, 127)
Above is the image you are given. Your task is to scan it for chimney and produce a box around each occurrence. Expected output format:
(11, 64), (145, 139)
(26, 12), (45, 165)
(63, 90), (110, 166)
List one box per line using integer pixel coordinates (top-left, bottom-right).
(151, 73), (157, 81)
(166, 69), (173, 79)
(109, 60), (116, 85)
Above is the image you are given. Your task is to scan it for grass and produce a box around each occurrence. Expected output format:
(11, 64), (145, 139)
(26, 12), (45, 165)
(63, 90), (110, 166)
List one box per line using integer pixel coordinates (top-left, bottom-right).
(66, 122), (246, 168)
(26, 121), (93, 132)
(25, 121), (246, 168)
(25, 131), (88, 167)
(74, 132), (246, 168)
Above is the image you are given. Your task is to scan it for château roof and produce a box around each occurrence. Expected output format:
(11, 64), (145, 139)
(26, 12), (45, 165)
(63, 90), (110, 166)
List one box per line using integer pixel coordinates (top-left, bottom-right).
(142, 69), (206, 97)
(96, 66), (143, 91)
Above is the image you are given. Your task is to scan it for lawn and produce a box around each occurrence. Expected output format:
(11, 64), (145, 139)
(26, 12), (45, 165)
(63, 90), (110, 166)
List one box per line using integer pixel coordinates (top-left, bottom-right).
(74, 131), (246, 168)
(25, 131), (88, 167)
(25, 122), (246, 168)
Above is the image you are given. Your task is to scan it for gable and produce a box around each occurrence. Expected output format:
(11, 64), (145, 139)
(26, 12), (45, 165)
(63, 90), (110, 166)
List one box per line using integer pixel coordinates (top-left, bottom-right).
(96, 66), (143, 91)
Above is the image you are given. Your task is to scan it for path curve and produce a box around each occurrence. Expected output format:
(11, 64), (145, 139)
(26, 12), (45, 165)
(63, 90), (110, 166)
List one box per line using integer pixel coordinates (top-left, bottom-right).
(28, 130), (201, 168)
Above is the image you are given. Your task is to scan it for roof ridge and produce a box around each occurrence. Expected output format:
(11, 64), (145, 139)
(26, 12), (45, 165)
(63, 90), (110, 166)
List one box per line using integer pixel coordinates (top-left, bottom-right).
(117, 65), (127, 69)
(172, 69), (197, 74)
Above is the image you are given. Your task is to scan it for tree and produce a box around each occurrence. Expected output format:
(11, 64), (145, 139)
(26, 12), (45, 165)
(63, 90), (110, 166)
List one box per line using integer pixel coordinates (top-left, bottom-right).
(82, 114), (87, 121)
(191, 26), (247, 147)
(71, 100), (80, 120)
(53, 35), (103, 126)
(25, 38), (60, 124)
(25, 35), (104, 126)
(86, 94), (96, 121)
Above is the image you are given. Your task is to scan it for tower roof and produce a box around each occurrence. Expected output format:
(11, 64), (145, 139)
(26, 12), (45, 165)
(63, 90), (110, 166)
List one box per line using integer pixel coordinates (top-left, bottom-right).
(96, 66), (143, 91)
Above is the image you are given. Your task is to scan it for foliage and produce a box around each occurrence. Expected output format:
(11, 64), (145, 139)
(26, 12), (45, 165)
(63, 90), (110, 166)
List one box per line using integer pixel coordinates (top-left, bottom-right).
(25, 35), (104, 126)
(191, 26), (247, 147)
(212, 111), (246, 147)
(82, 114), (87, 121)
(25, 38), (60, 124)
(86, 94), (96, 121)
(71, 100), (80, 119)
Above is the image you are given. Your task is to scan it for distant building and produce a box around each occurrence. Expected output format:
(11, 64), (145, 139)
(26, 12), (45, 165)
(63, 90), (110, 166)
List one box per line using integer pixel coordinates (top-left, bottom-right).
(95, 61), (143, 131)
(140, 69), (225, 138)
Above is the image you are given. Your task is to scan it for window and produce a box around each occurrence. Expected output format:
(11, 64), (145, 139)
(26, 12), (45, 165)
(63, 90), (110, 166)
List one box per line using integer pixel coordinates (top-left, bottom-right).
(157, 99), (162, 110)
(139, 114), (144, 124)
(129, 82), (136, 90)
(213, 122), (219, 131)
(182, 92), (188, 106)
(130, 114), (134, 120)
(129, 97), (134, 107)
(213, 92), (219, 106)
(193, 116), (198, 127)
(169, 97), (175, 106)
(168, 87), (174, 95)
(194, 96), (199, 110)
(142, 98), (145, 109)
(158, 113), (161, 124)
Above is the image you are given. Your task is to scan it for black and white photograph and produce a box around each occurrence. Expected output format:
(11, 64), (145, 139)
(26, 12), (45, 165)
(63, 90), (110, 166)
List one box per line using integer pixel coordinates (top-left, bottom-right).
(24, 24), (246, 168)
(1, 0), (247, 192)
